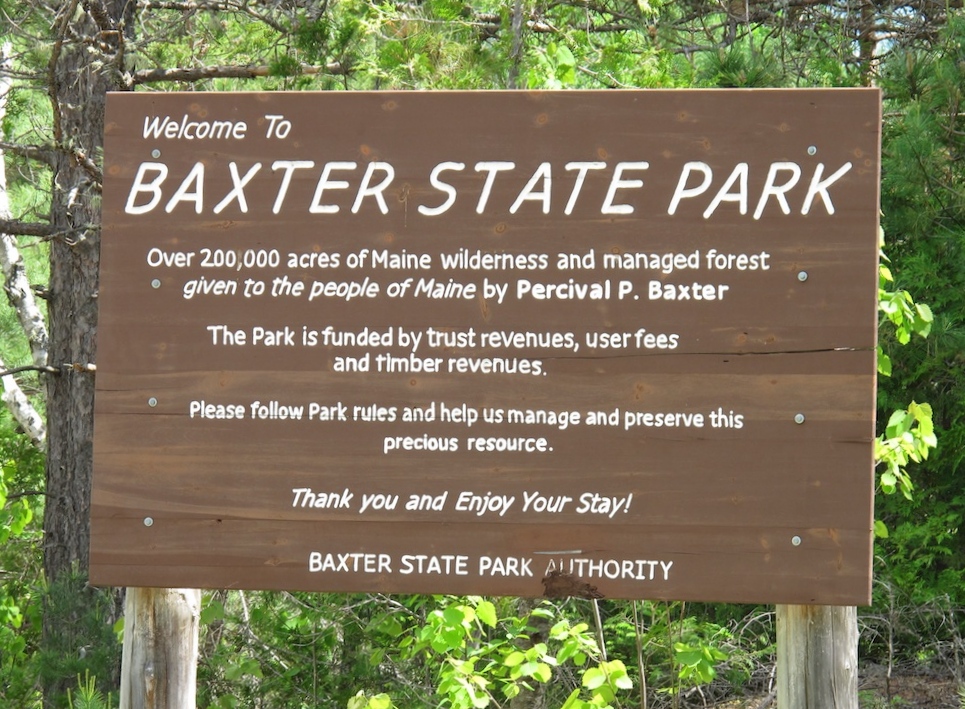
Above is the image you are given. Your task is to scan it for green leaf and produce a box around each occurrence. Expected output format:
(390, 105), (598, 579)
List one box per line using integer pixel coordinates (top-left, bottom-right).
(877, 346), (892, 376)
(503, 651), (525, 667)
(347, 691), (369, 709)
(476, 600), (497, 628)
(874, 519), (889, 538)
(886, 410), (912, 438)
(368, 694), (394, 709)
(443, 605), (467, 625)
(582, 666), (606, 689)
(881, 471), (898, 493)
(200, 600), (225, 625)
(532, 662), (552, 683)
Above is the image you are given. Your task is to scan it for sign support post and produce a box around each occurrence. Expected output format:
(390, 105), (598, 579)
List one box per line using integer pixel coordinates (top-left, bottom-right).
(119, 587), (200, 709)
(777, 604), (858, 708)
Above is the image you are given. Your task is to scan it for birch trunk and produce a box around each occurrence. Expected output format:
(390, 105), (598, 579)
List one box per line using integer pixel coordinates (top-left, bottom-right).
(0, 42), (46, 447)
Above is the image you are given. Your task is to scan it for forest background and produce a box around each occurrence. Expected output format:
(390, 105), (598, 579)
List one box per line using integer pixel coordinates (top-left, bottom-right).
(0, 0), (963, 707)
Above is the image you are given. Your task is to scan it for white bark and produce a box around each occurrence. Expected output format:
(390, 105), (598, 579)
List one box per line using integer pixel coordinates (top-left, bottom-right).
(0, 354), (46, 447)
(0, 42), (50, 370)
(0, 42), (46, 448)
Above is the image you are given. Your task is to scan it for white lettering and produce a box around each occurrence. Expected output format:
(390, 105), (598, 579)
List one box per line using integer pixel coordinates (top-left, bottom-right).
(601, 161), (649, 214)
(802, 162), (853, 215)
(310, 161), (357, 214)
(351, 161), (395, 214)
(213, 162), (262, 214)
(124, 162), (168, 215)
(667, 161), (713, 215)
(418, 162), (465, 216)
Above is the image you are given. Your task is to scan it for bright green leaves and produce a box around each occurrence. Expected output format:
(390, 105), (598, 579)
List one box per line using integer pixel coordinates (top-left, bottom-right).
(421, 601), (480, 655)
(199, 598), (225, 626)
(0, 480), (32, 545)
(673, 641), (727, 685)
(355, 597), (633, 709)
(876, 402), (936, 504)
(476, 599), (497, 628)
(552, 620), (592, 667)
(0, 436), (36, 545)
(876, 236), (938, 536)
(348, 692), (394, 709)
(502, 642), (554, 684)
(879, 257), (933, 351)
(530, 42), (577, 89)
(0, 423), (43, 707)
(556, 658), (635, 709)
(576, 659), (633, 708)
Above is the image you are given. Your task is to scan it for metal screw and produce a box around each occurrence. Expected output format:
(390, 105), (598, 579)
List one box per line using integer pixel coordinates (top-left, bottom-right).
(151, 278), (161, 289)
(148, 397), (158, 407)
(151, 149), (161, 159)
(144, 517), (154, 527)
(792, 535), (802, 546)
(797, 271), (809, 282)
(807, 146), (817, 156)
(794, 413), (806, 424)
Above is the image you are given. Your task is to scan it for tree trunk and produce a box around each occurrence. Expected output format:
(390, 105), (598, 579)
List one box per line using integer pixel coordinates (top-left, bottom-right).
(120, 588), (201, 709)
(776, 605), (858, 709)
(43, 2), (131, 704)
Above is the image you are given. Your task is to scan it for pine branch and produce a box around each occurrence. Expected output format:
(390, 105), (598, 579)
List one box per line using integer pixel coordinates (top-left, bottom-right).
(6, 490), (48, 500)
(0, 362), (94, 378)
(0, 219), (60, 238)
(0, 364), (60, 377)
(0, 141), (57, 167)
(136, 0), (292, 34)
(130, 61), (349, 86)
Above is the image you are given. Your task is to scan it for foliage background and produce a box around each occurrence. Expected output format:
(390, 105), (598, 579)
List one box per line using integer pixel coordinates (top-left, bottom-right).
(1, 1), (963, 707)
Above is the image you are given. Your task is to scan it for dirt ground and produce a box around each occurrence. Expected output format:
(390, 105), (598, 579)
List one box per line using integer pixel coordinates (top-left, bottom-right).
(691, 667), (962, 708)
(858, 670), (961, 708)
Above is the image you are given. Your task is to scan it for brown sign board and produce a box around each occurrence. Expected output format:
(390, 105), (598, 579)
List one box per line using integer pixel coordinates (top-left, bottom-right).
(92, 90), (880, 605)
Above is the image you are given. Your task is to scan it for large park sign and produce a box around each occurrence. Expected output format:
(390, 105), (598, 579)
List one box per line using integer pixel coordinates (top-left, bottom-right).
(91, 90), (880, 605)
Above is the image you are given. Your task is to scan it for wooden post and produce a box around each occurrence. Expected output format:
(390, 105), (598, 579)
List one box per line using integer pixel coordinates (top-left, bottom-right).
(120, 588), (201, 709)
(777, 605), (858, 708)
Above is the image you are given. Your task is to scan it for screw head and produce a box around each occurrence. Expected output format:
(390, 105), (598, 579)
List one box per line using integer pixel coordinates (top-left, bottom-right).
(794, 413), (806, 424)
(148, 397), (158, 407)
(792, 535), (802, 546)
(151, 278), (162, 289)
(144, 517), (154, 527)
(151, 149), (161, 159)
(807, 146), (817, 156)
(797, 271), (809, 282)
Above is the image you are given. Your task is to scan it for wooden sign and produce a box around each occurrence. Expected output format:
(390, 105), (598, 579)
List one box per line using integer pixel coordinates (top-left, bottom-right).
(92, 90), (880, 604)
